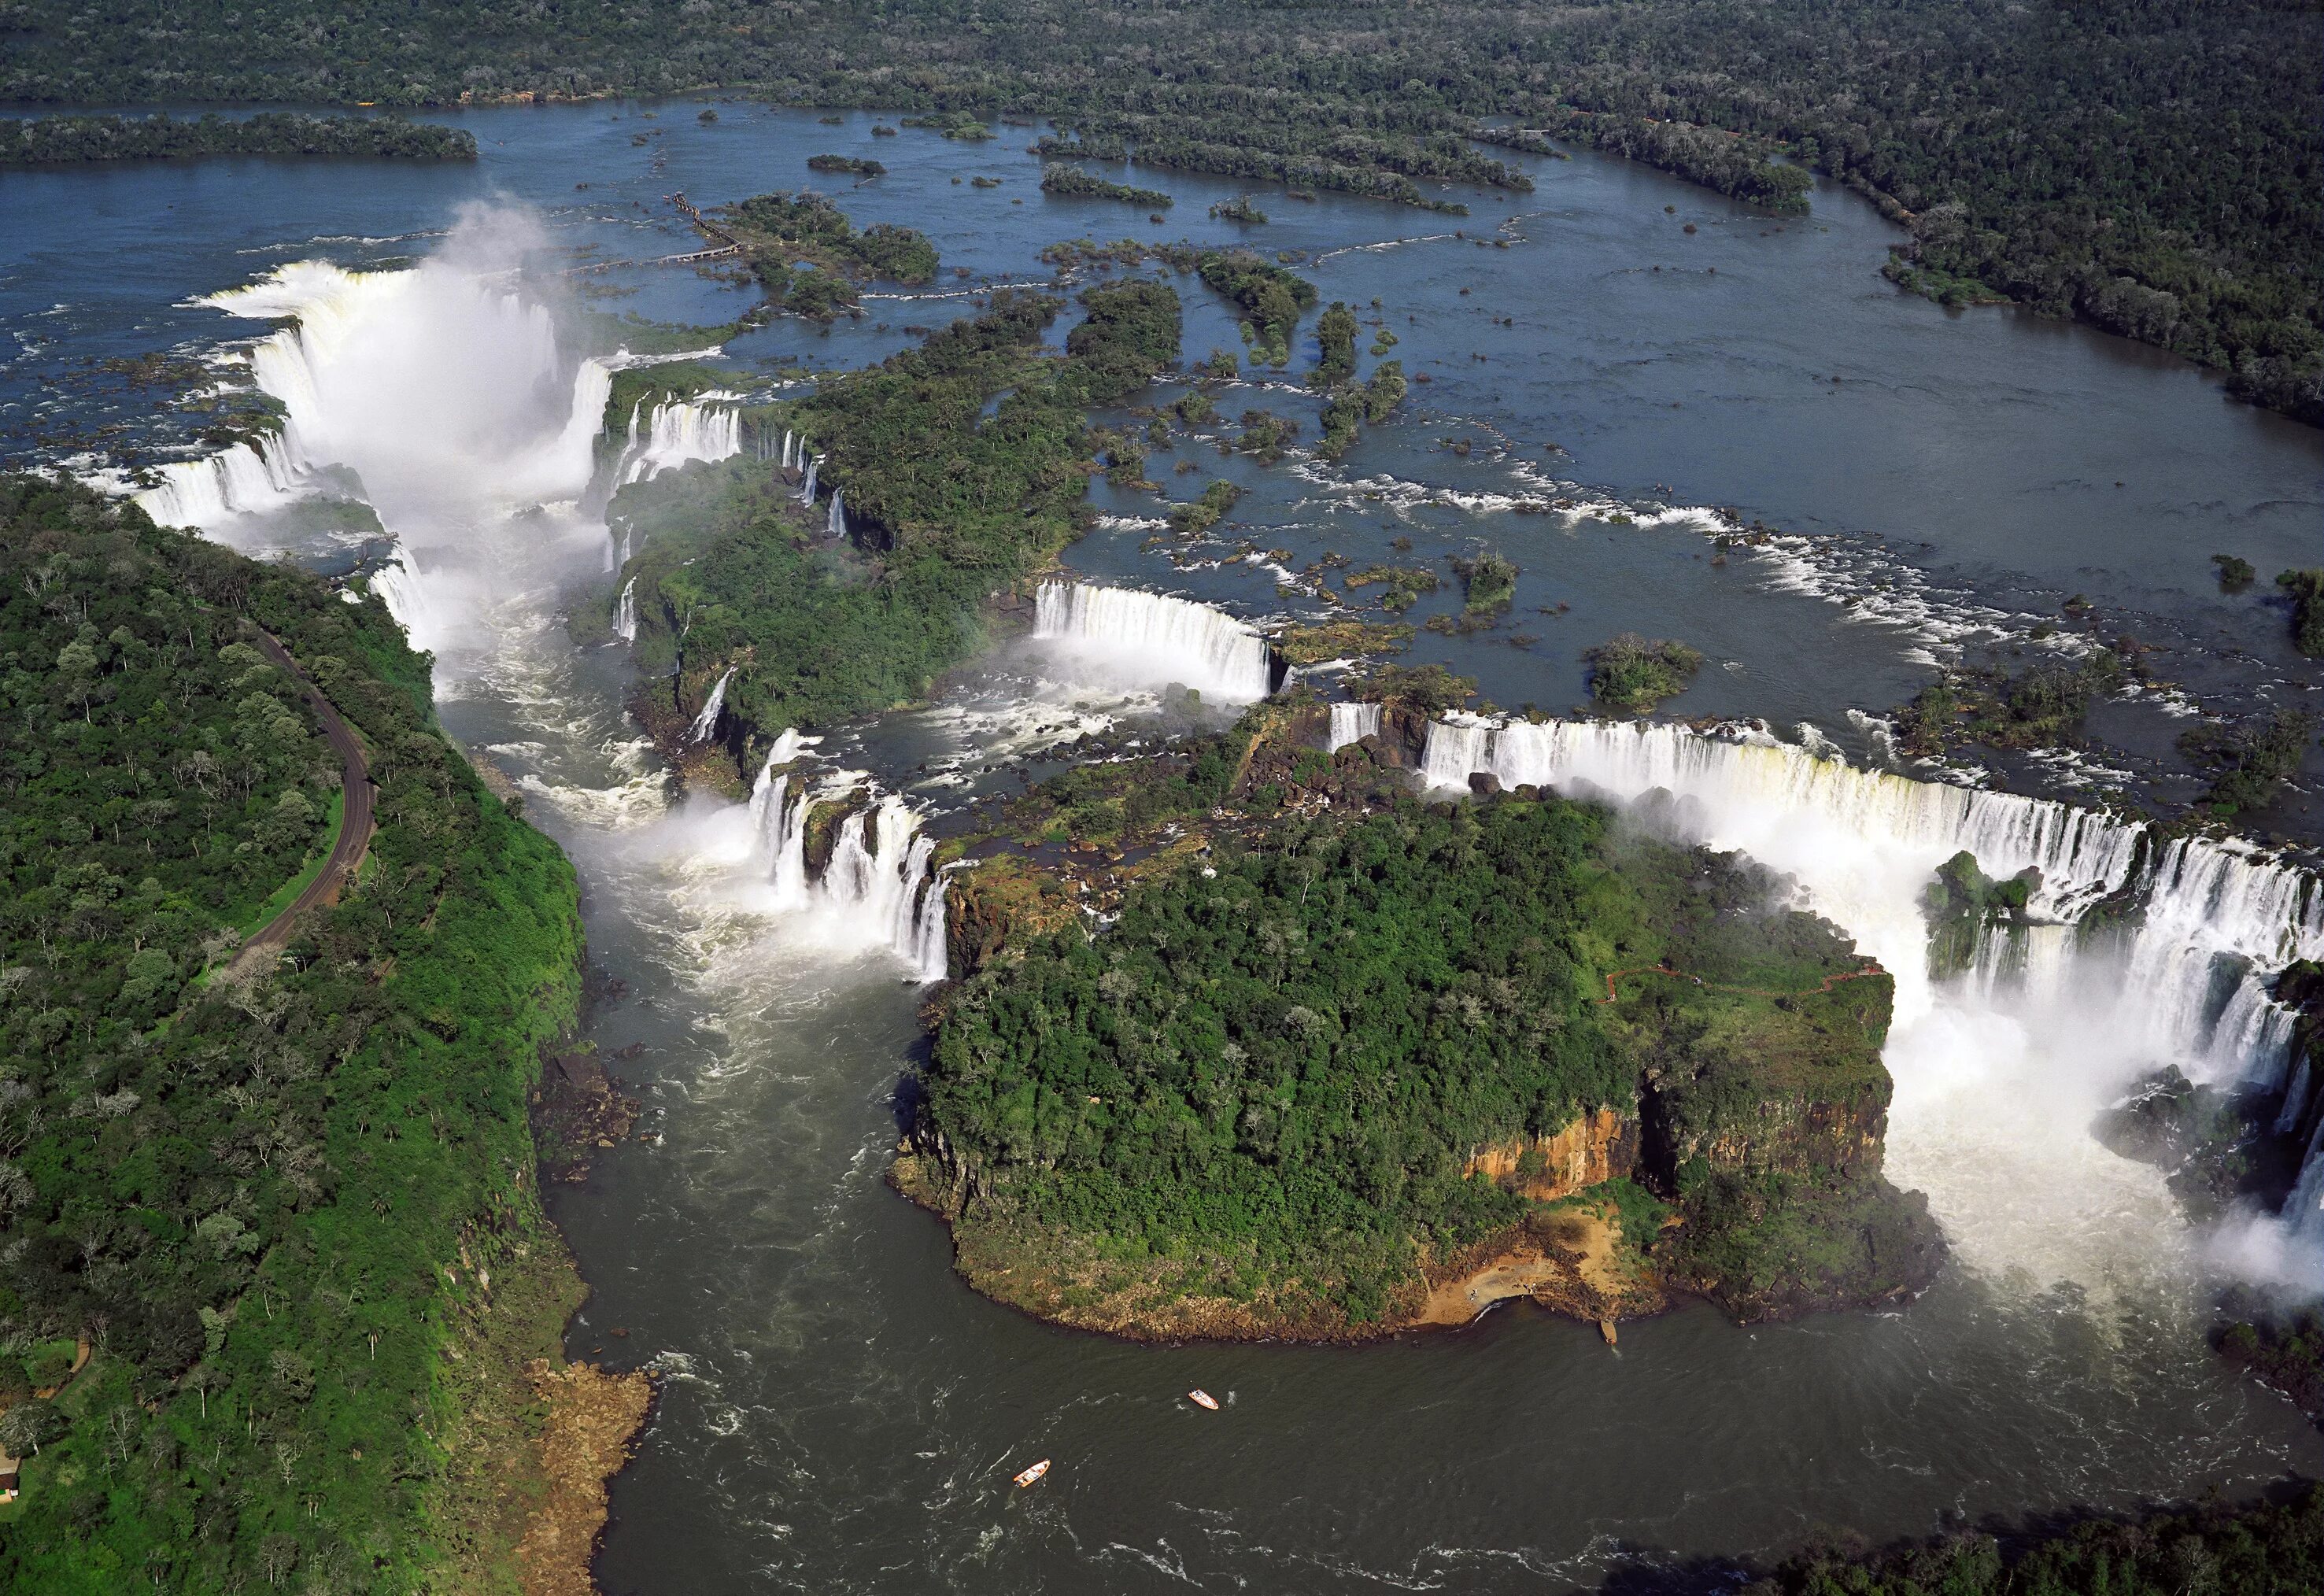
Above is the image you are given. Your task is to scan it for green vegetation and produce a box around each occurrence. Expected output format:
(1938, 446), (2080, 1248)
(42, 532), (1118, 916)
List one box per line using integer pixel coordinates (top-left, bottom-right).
(1197, 249), (1316, 368)
(1317, 362), (1405, 459)
(1310, 301), (1358, 390)
(1746, 1484), (2321, 1596)
(1040, 164), (1172, 209)
(708, 190), (938, 320)
(1451, 549), (1518, 613)
(2, 112), (475, 164)
(2212, 552), (2256, 589)
(1585, 634), (1704, 714)
(1166, 478), (1243, 540)
(0, 476), (587, 1589)
(1235, 409), (1298, 464)
(620, 283), (1180, 744)
(2278, 567), (2324, 657)
(6, 1), (2313, 419)
(2215, 1301), (2323, 1423)
(1209, 196), (1267, 224)
(2178, 707), (2318, 817)
(918, 784), (1932, 1332)
(805, 153), (883, 177)
(1345, 564), (1439, 614)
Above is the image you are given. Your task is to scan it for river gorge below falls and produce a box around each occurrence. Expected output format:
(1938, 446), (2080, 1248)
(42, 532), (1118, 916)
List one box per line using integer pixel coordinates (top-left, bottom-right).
(4, 100), (2318, 1593)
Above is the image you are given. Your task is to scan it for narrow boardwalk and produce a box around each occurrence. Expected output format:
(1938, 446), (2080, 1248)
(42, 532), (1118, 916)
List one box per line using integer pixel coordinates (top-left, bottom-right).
(227, 632), (375, 977)
(1594, 959), (1886, 1005)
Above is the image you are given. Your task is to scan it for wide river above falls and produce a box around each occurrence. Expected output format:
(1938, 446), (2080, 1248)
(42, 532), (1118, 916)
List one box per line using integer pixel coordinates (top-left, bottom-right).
(3, 101), (2318, 1594)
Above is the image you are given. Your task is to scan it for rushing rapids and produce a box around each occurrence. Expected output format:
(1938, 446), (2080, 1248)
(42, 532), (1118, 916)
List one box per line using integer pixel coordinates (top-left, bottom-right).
(1032, 581), (1280, 702)
(1418, 713), (2324, 1283)
(747, 736), (948, 980)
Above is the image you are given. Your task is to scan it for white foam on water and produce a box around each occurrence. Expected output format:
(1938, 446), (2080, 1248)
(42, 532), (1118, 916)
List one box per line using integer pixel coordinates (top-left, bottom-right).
(1032, 581), (1276, 703)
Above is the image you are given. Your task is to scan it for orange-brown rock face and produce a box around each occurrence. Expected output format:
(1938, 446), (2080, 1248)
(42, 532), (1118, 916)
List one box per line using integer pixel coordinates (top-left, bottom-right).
(1463, 1106), (1639, 1201)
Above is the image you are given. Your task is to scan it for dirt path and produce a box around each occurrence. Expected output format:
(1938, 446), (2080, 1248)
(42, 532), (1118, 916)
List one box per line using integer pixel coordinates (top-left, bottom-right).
(1594, 959), (1886, 1005)
(227, 631), (375, 977)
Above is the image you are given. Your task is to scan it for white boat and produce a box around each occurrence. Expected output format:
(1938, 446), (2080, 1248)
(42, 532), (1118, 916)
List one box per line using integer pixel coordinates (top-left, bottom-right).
(1188, 1389), (1219, 1411)
(1013, 1458), (1051, 1487)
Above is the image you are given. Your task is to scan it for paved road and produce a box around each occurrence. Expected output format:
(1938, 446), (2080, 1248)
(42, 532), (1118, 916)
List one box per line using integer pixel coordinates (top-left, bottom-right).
(229, 631), (375, 976)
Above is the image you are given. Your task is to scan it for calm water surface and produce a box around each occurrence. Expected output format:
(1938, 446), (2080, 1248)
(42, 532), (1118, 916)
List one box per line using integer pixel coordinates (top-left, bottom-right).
(3, 102), (2318, 1594)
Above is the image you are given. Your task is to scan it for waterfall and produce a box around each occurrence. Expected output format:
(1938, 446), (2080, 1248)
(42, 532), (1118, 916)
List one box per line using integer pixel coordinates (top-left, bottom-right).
(747, 740), (948, 980)
(1032, 581), (1278, 703)
(826, 489), (846, 541)
(800, 455), (820, 504)
(135, 439), (305, 527)
(1328, 701), (1384, 752)
(1418, 714), (2324, 1283)
(781, 430), (796, 470)
(689, 667), (733, 743)
(618, 396), (743, 485)
(613, 577), (637, 643)
(368, 551), (430, 637)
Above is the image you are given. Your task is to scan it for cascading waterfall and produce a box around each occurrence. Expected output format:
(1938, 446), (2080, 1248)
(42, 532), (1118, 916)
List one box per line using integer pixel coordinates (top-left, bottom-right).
(799, 455), (821, 504)
(747, 736), (948, 979)
(781, 430), (796, 470)
(1032, 581), (1278, 702)
(1328, 701), (1384, 752)
(136, 439), (306, 526)
(827, 490), (846, 541)
(689, 668), (733, 743)
(1419, 714), (2324, 1284)
(617, 396), (743, 485)
(613, 577), (637, 643)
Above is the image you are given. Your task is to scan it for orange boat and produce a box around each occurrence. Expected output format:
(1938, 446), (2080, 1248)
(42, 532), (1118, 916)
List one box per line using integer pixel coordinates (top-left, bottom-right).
(1012, 1459), (1051, 1487)
(1188, 1389), (1219, 1410)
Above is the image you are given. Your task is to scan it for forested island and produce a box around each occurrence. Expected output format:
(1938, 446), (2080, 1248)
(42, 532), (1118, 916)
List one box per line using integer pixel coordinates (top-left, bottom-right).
(2, 112), (475, 164)
(896, 696), (1943, 1338)
(2, 0), (2312, 420)
(0, 476), (626, 1591)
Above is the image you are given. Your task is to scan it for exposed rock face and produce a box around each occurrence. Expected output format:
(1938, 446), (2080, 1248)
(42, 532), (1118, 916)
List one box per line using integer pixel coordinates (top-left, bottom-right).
(1465, 1107), (1639, 1200)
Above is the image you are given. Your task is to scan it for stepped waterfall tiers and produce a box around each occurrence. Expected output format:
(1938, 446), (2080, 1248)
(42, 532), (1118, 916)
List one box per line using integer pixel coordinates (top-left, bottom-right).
(1417, 713), (2324, 1276)
(615, 394), (744, 486)
(748, 736), (949, 981)
(1033, 580), (1280, 701)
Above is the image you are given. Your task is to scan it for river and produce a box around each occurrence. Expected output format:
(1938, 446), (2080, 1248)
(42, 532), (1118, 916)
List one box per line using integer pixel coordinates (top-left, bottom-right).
(2, 100), (2318, 1594)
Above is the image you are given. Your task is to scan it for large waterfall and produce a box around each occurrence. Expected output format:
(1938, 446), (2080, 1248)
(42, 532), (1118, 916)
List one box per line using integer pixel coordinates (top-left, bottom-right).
(747, 741), (949, 980)
(615, 395), (743, 486)
(1032, 581), (1279, 702)
(1420, 714), (2324, 1286)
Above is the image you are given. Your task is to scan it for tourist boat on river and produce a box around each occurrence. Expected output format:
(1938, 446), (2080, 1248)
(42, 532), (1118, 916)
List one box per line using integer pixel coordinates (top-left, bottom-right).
(1188, 1389), (1219, 1410)
(1013, 1459), (1051, 1487)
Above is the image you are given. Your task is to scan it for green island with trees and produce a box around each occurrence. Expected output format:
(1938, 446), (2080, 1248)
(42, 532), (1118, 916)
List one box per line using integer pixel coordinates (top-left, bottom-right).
(1, 112), (476, 165)
(1, 0), (2309, 421)
(897, 695), (1943, 1338)
(1038, 164), (1172, 210)
(0, 475), (619, 1591)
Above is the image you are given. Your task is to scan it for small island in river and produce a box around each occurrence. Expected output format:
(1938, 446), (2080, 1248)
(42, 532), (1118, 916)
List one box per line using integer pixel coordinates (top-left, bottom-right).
(894, 693), (1945, 1339)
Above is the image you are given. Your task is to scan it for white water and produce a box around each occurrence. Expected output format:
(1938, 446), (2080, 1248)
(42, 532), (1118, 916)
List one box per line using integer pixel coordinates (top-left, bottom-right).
(613, 576), (638, 643)
(799, 454), (820, 504)
(1033, 581), (1276, 703)
(689, 668), (733, 744)
(1328, 700), (1384, 752)
(826, 489), (846, 541)
(617, 395), (742, 486)
(748, 740), (948, 979)
(1421, 715), (2324, 1291)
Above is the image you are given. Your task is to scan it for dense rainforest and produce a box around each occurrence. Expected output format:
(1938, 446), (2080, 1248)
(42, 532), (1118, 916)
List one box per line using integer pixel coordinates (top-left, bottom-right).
(914, 757), (1938, 1334)
(613, 277), (1180, 752)
(0, 0), (2312, 421)
(1, 112), (475, 164)
(0, 475), (588, 1591)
